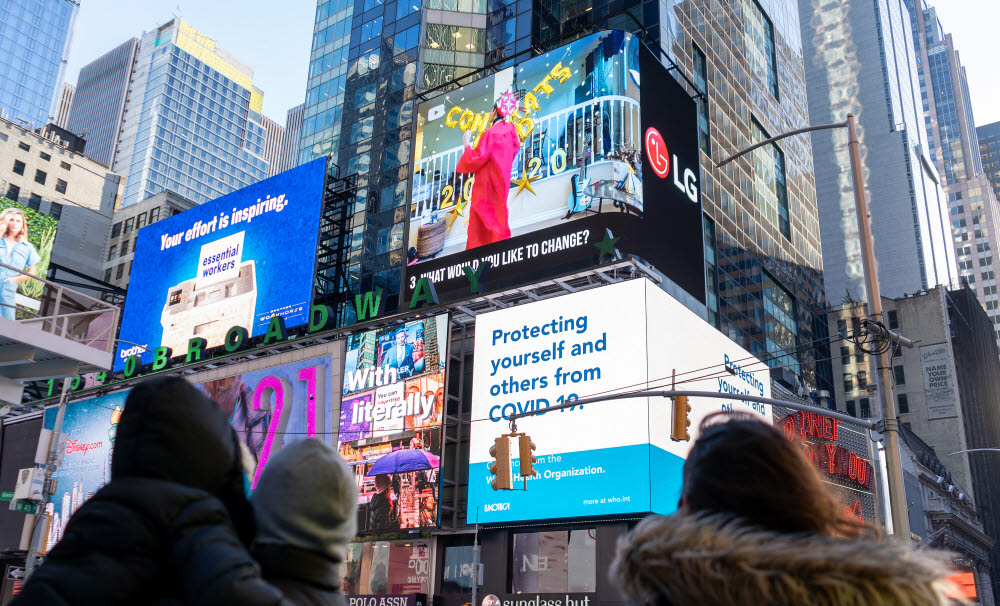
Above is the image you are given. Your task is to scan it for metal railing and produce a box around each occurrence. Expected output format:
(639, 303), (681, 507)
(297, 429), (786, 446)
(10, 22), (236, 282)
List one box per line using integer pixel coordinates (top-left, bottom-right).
(0, 260), (120, 356)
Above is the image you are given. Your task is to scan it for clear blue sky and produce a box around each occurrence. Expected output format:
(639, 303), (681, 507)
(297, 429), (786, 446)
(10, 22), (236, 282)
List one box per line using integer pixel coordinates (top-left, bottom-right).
(64, 0), (999, 128)
(65, 0), (315, 128)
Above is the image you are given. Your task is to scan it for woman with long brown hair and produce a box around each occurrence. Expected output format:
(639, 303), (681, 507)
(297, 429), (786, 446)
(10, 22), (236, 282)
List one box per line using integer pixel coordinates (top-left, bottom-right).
(611, 412), (964, 606)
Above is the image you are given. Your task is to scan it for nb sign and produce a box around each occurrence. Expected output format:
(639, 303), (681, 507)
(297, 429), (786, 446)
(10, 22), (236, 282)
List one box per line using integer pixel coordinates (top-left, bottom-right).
(484, 502), (510, 512)
(645, 127), (698, 203)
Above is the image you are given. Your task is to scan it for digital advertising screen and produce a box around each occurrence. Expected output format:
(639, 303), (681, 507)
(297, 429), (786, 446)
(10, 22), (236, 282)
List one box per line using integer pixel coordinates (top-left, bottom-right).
(467, 279), (770, 523)
(114, 158), (328, 371)
(42, 390), (129, 549)
(195, 352), (338, 489)
(405, 30), (703, 305)
(0, 198), (58, 321)
(339, 314), (449, 533)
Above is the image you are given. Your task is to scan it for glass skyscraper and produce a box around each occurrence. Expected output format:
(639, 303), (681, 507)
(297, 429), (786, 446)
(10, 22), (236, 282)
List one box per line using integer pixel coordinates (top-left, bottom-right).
(114, 19), (269, 207)
(980, 122), (1000, 210)
(0, 0), (78, 128)
(299, 0), (833, 398)
(908, 0), (1000, 343)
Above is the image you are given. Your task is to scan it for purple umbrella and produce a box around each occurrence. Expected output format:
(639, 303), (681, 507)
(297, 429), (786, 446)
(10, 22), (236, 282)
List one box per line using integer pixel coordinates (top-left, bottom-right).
(365, 448), (440, 476)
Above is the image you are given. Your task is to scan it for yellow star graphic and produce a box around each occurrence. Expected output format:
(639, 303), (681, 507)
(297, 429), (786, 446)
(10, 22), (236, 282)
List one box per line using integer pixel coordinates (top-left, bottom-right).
(511, 173), (540, 197)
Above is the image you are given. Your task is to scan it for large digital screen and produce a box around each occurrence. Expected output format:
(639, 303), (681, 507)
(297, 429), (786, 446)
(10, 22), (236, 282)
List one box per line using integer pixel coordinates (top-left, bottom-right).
(42, 390), (129, 550)
(405, 30), (703, 305)
(339, 314), (449, 533)
(195, 352), (338, 489)
(114, 158), (327, 371)
(0, 198), (58, 321)
(467, 279), (770, 523)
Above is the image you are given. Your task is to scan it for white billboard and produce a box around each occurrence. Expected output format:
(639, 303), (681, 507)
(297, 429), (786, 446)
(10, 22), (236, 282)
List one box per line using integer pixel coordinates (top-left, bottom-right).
(468, 278), (771, 523)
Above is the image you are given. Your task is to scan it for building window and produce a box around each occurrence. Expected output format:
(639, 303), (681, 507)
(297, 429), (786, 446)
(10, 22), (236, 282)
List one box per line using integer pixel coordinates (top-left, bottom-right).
(12, 160), (25, 175)
(887, 310), (898, 329)
(6, 184), (20, 200)
(704, 215), (719, 327)
(34, 170), (46, 185)
(116, 264), (125, 280)
(104, 268), (112, 282)
(751, 119), (790, 240)
(859, 398), (871, 418)
(342, 540), (433, 596)
(124, 217), (134, 233)
(837, 319), (847, 335)
(55, 179), (67, 194)
(49, 202), (61, 219)
(762, 272), (798, 372)
(107, 245), (117, 261)
(846, 400), (856, 417)
(855, 349), (865, 363)
(840, 346), (850, 360)
(441, 545), (483, 592)
(843, 373), (853, 393)
(512, 530), (596, 593)
(136, 212), (147, 229)
(149, 208), (160, 223)
(17, 142), (29, 151)
(27, 193), (41, 210)
(693, 44), (711, 157)
(743, 0), (779, 98)
(60, 161), (71, 171)
(893, 365), (905, 385)
(39, 152), (51, 161)
(111, 222), (122, 238)
(857, 371), (867, 389)
(120, 240), (129, 257)
(897, 393), (909, 414)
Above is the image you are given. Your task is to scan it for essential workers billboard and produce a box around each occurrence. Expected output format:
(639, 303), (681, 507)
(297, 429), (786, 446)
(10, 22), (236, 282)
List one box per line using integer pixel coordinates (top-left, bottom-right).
(467, 279), (771, 523)
(405, 30), (703, 305)
(114, 158), (327, 371)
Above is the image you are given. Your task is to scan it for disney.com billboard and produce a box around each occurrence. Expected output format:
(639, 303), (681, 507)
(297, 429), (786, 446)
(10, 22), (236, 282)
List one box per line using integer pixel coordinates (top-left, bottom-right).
(467, 279), (770, 523)
(114, 158), (327, 371)
(405, 30), (702, 306)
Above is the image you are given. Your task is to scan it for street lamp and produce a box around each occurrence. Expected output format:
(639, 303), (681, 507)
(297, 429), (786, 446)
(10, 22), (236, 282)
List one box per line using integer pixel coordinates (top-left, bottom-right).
(716, 114), (911, 538)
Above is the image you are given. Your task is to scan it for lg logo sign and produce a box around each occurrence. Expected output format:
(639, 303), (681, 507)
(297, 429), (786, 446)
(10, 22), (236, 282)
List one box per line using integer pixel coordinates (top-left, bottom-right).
(645, 127), (698, 203)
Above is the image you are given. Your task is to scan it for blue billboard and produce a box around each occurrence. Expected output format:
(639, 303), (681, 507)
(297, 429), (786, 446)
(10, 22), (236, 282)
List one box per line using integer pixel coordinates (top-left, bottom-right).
(43, 391), (128, 548)
(114, 158), (327, 371)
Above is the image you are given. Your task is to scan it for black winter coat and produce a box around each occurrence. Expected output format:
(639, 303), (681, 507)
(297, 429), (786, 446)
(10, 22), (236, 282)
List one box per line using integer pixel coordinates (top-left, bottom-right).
(255, 543), (350, 606)
(13, 377), (288, 606)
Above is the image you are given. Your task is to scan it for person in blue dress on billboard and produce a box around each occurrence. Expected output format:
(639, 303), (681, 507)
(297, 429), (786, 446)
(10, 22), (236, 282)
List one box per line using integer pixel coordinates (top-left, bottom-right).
(383, 329), (415, 377)
(0, 207), (41, 321)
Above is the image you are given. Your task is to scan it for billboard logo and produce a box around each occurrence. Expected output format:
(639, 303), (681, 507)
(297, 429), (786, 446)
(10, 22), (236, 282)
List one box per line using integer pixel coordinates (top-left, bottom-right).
(645, 126), (698, 203)
(645, 127), (670, 178)
(484, 502), (510, 512)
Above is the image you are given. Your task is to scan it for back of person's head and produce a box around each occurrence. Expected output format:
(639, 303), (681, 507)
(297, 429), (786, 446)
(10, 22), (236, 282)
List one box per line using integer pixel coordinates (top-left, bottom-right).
(252, 438), (358, 561)
(681, 412), (859, 537)
(112, 376), (255, 542)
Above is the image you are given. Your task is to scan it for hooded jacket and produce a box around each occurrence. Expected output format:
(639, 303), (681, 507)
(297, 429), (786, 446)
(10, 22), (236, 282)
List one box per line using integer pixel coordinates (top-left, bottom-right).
(611, 513), (964, 606)
(252, 438), (359, 606)
(14, 377), (287, 606)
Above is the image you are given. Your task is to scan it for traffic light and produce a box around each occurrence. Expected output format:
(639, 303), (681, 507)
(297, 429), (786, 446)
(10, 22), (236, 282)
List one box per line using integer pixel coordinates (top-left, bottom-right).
(671, 395), (691, 441)
(489, 436), (513, 490)
(518, 434), (537, 477)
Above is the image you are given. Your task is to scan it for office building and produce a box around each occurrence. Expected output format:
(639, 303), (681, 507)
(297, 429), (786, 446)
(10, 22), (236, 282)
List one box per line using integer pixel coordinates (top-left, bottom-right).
(66, 38), (141, 169)
(101, 190), (195, 289)
(908, 0), (1000, 344)
(979, 121), (1000, 224)
(279, 103), (304, 174)
(109, 19), (269, 207)
(299, 0), (834, 398)
(1, 116), (123, 281)
(827, 285), (1000, 587)
(261, 114), (285, 177)
(800, 0), (956, 301)
(54, 84), (74, 130)
(0, 0), (78, 129)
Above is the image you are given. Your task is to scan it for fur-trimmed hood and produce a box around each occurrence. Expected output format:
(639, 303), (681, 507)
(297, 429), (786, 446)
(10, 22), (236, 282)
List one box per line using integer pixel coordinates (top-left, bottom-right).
(611, 513), (964, 606)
